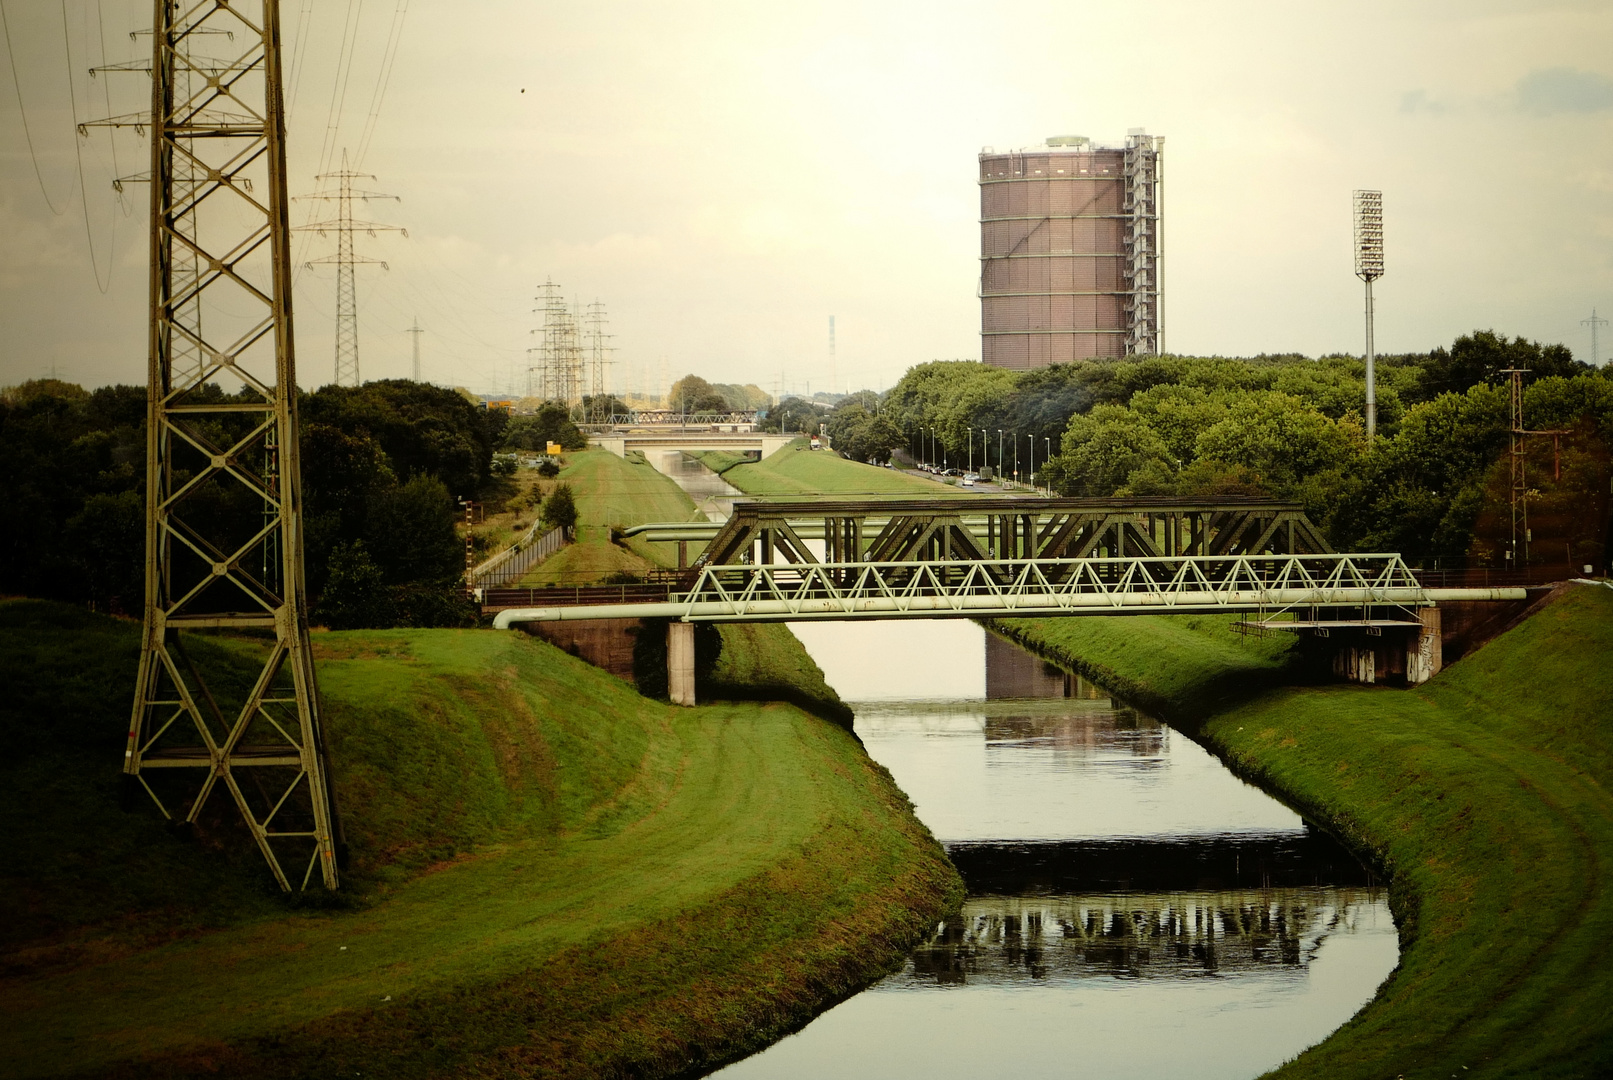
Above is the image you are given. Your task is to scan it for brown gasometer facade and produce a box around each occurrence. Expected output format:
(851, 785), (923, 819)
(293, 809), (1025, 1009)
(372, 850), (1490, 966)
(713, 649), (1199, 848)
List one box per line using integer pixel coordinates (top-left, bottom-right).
(980, 132), (1162, 369)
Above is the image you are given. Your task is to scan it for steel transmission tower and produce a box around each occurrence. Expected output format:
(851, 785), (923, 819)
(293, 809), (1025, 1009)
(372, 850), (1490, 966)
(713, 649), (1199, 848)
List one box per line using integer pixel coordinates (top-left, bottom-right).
(295, 151), (404, 386)
(125, 0), (342, 891)
(1584, 308), (1607, 368)
(408, 316), (424, 381)
(584, 300), (612, 420)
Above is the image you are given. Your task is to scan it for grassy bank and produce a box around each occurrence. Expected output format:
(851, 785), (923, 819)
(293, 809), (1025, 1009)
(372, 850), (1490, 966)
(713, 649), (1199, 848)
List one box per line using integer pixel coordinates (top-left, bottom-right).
(0, 600), (960, 1079)
(712, 443), (954, 497)
(528, 447), (847, 722)
(519, 447), (700, 583)
(993, 585), (1613, 1079)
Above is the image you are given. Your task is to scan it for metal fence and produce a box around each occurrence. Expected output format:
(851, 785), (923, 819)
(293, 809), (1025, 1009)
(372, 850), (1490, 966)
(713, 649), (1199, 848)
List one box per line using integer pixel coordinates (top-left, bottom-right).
(468, 524), (572, 589)
(1410, 565), (1583, 589)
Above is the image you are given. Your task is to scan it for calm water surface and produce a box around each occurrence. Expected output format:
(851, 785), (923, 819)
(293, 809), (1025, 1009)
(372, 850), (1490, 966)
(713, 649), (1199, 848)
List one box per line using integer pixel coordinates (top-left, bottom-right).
(717, 621), (1397, 1080)
(650, 461), (1398, 1080)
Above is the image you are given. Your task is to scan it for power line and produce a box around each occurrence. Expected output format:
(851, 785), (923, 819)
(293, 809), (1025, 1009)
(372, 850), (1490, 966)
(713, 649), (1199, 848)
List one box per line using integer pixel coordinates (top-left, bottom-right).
(59, 0), (109, 293)
(1, 0), (68, 215)
(353, 0), (408, 168)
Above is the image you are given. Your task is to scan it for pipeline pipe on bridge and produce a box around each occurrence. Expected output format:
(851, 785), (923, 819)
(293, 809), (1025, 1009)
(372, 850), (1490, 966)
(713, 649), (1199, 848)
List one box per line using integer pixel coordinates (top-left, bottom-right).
(493, 586), (1527, 629)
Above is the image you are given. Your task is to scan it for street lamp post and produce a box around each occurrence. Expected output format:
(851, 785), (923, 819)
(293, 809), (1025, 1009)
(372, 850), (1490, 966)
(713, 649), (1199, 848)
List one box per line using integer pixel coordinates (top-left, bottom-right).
(1044, 438), (1052, 496)
(980, 429), (988, 476)
(997, 429), (1004, 482)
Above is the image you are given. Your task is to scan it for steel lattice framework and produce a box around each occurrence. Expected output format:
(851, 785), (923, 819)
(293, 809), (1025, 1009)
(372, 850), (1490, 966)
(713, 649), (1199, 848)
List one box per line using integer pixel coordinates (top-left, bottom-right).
(493, 553), (1522, 628)
(125, 0), (340, 891)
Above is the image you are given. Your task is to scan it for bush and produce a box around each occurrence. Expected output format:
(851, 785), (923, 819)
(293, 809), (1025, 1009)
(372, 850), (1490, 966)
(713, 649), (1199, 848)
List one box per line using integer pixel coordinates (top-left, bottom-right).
(541, 483), (578, 531)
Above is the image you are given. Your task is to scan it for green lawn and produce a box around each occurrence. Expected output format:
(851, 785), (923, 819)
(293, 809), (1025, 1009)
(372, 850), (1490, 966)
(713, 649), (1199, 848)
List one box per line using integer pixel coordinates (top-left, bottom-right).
(996, 586), (1613, 1080)
(519, 447), (702, 584)
(717, 443), (961, 498)
(0, 603), (959, 1079)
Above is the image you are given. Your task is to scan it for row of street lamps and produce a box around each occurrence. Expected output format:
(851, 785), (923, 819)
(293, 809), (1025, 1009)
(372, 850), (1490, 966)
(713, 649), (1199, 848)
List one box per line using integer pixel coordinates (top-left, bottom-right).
(909, 426), (1055, 496)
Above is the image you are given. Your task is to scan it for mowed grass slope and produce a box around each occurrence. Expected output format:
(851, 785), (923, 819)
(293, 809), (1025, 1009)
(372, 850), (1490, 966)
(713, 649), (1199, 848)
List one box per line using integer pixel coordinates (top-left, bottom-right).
(1000, 586), (1613, 1080)
(520, 447), (702, 584)
(514, 446), (848, 719)
(716, 443), (954, 497)
(0, 602), (959, 1079)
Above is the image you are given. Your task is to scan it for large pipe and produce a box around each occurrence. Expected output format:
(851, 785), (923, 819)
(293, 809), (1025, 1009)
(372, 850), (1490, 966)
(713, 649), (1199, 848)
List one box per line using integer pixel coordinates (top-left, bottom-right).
(492, 587), (1527, 629)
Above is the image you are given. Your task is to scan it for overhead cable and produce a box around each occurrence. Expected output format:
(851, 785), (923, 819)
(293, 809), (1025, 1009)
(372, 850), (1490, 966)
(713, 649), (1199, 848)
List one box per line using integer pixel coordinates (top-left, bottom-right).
(60, 0), (109, 293)
(1, 0), (68, 214)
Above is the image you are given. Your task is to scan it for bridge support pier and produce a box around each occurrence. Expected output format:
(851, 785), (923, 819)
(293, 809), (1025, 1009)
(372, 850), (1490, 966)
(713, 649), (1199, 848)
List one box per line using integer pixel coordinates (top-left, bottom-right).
(1408, 607), (1442, 685)
(668, 621), (697, 706)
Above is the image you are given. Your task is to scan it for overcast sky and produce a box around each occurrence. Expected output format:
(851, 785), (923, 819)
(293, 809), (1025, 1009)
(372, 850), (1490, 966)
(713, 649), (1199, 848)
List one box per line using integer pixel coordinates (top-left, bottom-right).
(3, 0), (1611, 397)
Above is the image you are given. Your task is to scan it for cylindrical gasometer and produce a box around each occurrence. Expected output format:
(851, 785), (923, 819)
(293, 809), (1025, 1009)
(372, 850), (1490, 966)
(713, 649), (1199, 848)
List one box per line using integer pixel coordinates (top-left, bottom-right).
(979, 132), (1162, 369)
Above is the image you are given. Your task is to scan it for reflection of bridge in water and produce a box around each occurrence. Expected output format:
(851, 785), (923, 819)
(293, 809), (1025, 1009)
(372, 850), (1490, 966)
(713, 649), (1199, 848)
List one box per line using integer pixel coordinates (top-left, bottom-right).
(904, 886), (1384, 986)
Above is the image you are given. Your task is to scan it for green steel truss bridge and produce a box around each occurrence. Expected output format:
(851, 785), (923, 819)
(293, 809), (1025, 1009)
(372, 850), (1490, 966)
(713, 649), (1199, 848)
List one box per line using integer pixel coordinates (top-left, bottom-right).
(490, 497), (1522, 628)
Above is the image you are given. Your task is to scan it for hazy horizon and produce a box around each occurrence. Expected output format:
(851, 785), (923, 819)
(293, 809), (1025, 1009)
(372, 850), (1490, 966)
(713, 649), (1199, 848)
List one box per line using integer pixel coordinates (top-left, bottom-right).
(3, 0), (1610, 396)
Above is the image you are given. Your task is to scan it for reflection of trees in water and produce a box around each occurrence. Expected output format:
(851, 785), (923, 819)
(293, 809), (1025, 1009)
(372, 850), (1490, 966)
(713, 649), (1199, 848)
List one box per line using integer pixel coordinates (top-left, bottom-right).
(984, 709), (1168, 762)
(898, 889), (1385, 987)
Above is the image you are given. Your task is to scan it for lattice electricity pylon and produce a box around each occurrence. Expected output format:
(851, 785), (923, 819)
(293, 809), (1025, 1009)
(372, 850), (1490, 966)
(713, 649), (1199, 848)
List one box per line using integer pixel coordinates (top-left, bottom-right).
(294, 150), (405, 387)
(125, 0), (342, 892)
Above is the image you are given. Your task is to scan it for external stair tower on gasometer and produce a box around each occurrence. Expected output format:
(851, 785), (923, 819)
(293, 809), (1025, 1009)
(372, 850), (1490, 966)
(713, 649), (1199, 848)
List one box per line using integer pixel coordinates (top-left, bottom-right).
(123, 0), (340, 891)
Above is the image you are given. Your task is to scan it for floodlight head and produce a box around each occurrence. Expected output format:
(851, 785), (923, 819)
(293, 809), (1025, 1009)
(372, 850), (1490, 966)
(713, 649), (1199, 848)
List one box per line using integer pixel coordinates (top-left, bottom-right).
(1354, 189), (1384, 281)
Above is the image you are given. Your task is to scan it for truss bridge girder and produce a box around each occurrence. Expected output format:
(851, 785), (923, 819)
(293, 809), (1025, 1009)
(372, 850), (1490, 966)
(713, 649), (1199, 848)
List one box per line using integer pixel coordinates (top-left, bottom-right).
(693, 497), (1333, 574)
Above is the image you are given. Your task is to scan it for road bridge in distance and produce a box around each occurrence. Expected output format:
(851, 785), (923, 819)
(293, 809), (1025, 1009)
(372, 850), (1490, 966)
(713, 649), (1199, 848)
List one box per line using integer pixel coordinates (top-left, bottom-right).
(592, 431), (796, 458)
(487, 497), (1527, 704)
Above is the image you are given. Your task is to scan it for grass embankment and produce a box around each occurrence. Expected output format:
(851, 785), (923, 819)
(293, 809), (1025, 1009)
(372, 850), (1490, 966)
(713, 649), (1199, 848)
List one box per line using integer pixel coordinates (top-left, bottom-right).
(518, 447), (699, 584)
(0, 599), (960, 1079)
(711, 442), (956, 498)
(518, 447), (847, 721)
(993, 585), (1613, 1080)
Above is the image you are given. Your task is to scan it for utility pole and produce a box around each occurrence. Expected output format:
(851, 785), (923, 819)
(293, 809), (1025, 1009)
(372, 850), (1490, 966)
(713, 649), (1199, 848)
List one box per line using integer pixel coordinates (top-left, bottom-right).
(828, 315), (836, 397)
(1353, 190), (1384, 440)
(126, 0), (341, 891)
(408, 317), (423, 382)
(295, 151), (405, 387)
(1501, 367), (1570, 571)
(1584, 308), (1608, 368)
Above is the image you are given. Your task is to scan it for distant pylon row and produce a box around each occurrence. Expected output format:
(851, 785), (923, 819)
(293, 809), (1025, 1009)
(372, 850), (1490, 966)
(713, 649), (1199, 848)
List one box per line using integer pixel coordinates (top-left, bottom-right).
(528, 279), (612, 416)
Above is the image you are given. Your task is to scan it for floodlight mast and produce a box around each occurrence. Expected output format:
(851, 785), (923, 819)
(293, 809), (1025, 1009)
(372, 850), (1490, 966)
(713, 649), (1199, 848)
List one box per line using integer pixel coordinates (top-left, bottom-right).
(1353, 190), (1384, 440)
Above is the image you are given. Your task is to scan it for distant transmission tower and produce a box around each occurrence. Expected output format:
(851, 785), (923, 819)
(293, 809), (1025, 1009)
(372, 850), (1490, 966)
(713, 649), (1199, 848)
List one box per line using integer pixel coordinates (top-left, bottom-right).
(126, 0), (341, 891)
(1584, 308), (1607, 367)
(828, 315), (837, 396)
(1353, 189), (1384, 441)
(407, 317), (423, 381)
(295, 150), (405, 386)
(530, 279), (571, 401)
(584, 300), (612, 420)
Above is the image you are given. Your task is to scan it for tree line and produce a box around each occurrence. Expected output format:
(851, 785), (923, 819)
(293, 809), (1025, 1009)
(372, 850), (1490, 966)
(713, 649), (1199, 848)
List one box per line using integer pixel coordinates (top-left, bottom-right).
(0, 379), (509, 624)
(882, 331), (1611, 568)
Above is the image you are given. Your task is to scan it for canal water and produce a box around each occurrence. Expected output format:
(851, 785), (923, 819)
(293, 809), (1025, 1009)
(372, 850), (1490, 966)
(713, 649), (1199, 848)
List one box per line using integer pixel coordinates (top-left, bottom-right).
(654, 458), (1398, 1080)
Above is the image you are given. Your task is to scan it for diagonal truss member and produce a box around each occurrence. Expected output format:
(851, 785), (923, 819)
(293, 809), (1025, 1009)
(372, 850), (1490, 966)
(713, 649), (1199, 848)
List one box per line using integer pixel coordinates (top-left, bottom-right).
(125, 0), (340, 891)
